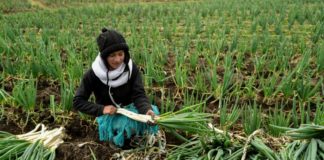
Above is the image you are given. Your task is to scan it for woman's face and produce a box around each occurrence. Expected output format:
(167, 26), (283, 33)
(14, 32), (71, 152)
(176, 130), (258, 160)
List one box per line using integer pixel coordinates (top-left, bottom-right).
(107, 50), (125, 70)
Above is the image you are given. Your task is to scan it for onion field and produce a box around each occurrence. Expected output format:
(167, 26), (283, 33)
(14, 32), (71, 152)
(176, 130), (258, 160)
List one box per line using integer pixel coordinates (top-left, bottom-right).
(0, 0), (323, 159)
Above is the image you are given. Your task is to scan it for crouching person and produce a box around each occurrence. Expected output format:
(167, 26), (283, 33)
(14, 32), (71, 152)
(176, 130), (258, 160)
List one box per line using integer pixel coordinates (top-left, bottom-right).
(73, 28), (159, 148)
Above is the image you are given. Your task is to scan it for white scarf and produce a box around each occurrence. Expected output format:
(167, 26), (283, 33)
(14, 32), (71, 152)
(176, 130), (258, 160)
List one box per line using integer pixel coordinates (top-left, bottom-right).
(92, 53), (133, 88)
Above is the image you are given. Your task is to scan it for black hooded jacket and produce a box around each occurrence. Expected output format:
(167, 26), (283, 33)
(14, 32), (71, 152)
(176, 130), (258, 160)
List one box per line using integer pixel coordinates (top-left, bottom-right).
(73, 63), (151, 117)
(73, 28), (151, 117)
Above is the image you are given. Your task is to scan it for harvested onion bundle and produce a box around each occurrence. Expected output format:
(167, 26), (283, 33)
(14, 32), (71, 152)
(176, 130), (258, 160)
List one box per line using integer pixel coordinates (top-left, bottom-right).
(117, 104), (212, 134)
(0, 124), (64, 160)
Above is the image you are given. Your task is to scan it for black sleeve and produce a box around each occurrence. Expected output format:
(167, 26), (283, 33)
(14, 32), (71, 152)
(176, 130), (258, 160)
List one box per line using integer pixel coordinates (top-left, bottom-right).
(73, 69), (105, 117)
(130, 64), (152, 114)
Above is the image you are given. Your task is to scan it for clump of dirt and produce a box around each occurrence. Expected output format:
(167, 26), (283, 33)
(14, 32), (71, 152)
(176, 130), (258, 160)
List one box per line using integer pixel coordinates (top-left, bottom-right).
(56, 142), (113, 160)
(0, 116), (26, 134)
(54, 115), (115, 160)
(2, 76), (16, 93)
(36, 77), (60, 107)
(164, 131), (184, 146)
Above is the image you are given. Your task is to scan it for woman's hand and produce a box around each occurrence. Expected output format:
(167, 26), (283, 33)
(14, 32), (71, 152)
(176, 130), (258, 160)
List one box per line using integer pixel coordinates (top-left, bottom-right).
(146, 109), (156, 125)
(103, 105), (117, 115)
(146, 109), (155, 117)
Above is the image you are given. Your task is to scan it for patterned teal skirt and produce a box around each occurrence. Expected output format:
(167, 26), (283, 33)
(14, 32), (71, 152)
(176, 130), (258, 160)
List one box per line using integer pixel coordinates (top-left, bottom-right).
(97, 104), (159, 147)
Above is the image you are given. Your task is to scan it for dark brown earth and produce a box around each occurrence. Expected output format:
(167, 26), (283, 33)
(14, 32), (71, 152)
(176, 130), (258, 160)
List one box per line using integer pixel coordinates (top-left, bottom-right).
(0, 109), (115, 160)
(0, 106), (183, 160)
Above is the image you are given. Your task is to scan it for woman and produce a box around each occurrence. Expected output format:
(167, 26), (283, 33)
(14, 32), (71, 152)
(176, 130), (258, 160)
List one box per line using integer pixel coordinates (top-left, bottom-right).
(73, 28), (158, 147)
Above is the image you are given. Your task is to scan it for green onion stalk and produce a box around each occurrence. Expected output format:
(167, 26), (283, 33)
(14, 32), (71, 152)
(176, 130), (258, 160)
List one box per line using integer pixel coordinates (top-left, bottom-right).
(117, 103), (212, 134)
(0, 124), (65, 160)
(274, 124), (324, 160)
(169, 124), (281, 160)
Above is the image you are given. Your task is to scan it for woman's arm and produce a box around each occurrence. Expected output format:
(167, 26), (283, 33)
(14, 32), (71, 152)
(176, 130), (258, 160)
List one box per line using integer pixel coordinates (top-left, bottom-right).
(130, 64), (152, 114)
(73, 69), (105, 117)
